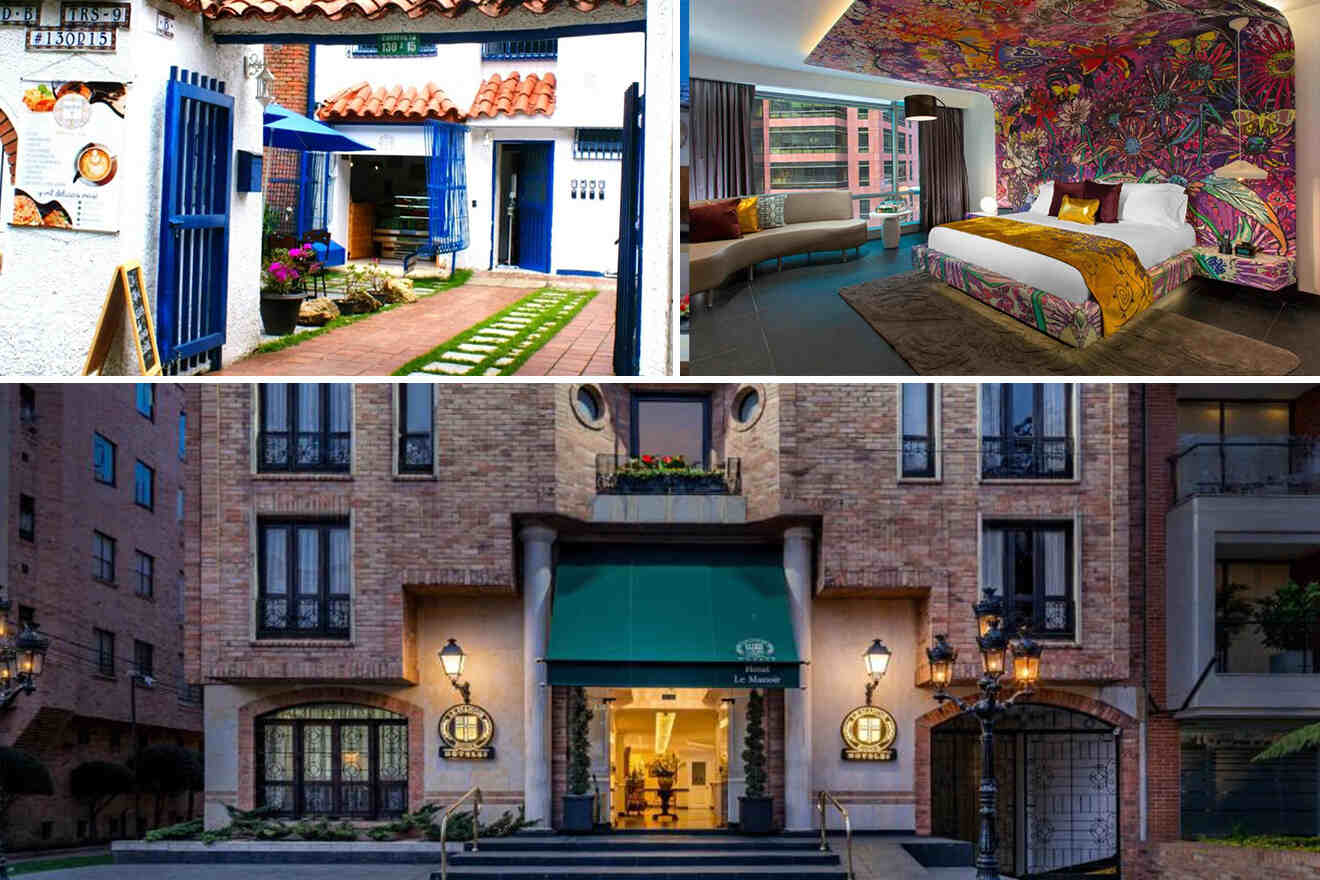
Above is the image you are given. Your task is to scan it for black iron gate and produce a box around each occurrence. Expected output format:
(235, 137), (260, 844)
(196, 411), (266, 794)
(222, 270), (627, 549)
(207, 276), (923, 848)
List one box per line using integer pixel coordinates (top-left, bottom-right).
(613, 82), (644, 376)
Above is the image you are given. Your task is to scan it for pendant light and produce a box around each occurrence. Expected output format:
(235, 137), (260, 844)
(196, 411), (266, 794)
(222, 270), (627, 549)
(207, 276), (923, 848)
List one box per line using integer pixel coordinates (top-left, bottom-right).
(1214, 17), (1268, 181)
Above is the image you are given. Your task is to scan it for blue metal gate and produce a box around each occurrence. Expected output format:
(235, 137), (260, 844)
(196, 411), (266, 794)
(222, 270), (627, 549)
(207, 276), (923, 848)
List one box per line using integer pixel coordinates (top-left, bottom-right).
(515, 142), (553, 274)
(157, 67), (233, 373)
(613, 82), (644, 375)
(407, 119), (469, 275)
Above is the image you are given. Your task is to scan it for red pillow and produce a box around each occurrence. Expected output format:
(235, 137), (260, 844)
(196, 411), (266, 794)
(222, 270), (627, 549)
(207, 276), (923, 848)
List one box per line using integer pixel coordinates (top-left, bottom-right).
(1084, 180), (1123, 223)
(1048, 181), (1087, 217)
(688, 199), (743, 243)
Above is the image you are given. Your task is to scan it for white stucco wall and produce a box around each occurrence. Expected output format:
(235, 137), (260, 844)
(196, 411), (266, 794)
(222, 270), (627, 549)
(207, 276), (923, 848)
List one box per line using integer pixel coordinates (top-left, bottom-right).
(0, 0), (261, 375)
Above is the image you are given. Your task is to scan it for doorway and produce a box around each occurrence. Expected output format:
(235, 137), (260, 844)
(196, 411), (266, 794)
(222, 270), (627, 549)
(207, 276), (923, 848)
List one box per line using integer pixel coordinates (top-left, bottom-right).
(493, 141), (553, 273)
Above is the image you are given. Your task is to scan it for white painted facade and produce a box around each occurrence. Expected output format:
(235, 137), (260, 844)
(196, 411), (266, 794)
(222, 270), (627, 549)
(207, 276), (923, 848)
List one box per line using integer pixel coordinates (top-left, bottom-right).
(0, 0), (263, 375)
(313, 33), (640, 276)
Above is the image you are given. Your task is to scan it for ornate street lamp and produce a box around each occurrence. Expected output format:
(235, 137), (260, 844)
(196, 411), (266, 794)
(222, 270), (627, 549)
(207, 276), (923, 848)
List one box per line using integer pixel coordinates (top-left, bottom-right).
(926, 597), (1044, 880)
(863, 639), (891, 706)
(439, 638), (472, 704)
(0, 601), (50, 880)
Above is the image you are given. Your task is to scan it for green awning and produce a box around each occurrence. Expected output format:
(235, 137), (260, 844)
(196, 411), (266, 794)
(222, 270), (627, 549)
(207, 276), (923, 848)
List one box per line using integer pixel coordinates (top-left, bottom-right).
(545, 543), (801, 688)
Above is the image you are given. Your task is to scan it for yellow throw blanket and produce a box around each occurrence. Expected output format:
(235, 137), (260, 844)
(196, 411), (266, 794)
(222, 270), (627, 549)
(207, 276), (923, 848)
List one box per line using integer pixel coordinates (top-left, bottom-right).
(942, 216), (1154, 334)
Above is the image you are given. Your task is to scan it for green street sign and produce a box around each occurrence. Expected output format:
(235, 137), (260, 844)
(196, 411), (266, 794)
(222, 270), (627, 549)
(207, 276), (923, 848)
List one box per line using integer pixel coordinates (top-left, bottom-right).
(377, 33), (420, 56)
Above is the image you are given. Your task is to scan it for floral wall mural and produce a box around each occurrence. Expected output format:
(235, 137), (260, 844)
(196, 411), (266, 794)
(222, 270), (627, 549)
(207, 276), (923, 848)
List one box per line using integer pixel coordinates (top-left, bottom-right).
(805, 0), (1296, 255)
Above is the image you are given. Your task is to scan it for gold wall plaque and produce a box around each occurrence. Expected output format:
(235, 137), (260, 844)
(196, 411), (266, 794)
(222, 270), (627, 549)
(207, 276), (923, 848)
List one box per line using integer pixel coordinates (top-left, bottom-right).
(438, 703), (495, 760)
(840, 705), (897, 761)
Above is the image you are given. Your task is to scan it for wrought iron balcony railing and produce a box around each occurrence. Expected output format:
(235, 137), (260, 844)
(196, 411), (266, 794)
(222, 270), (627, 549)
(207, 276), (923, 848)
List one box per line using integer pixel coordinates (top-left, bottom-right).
(1172, 440), (1320, 504)
(980, 436), (1074, 479)
(481, 38), (558, 60)
(596, 454), (742, 496)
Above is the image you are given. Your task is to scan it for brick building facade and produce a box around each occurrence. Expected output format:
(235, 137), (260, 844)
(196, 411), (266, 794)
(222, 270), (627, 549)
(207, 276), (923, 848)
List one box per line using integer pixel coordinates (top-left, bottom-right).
(188, 381), (1143, 879)
(1, 383), (202, 850)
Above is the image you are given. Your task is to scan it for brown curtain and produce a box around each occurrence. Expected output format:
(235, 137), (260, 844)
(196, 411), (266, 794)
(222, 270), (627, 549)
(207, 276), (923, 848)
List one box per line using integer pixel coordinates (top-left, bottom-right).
(690, 78), (756, 201)
(918, 106), (969, 232)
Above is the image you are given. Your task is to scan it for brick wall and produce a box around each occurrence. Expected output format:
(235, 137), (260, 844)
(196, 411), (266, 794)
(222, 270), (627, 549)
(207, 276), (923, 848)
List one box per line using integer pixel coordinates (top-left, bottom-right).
(1150, 842), (1320, 879)
(261, 44), (310, 234)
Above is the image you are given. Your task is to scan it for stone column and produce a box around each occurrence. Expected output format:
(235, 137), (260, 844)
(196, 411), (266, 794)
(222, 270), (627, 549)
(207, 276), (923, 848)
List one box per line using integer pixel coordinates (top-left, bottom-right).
(783, 526), (814, 831)
(520, 525), (556, 828)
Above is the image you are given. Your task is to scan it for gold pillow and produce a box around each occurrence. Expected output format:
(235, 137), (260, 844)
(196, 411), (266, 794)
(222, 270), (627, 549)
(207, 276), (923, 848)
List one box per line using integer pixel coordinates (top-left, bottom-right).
(736, 196), (760, 234)
(1058, 195), (1100, 225)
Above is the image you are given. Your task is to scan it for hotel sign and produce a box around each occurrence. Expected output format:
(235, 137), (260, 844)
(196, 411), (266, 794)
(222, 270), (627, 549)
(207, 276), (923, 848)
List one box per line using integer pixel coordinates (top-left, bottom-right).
(438, 703), (495, 760)
(841, 705), (898, 761)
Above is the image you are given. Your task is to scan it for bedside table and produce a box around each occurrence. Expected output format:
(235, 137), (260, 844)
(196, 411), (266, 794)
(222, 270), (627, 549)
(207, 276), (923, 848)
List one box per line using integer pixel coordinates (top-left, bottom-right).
(1191, 247), (1296, 291)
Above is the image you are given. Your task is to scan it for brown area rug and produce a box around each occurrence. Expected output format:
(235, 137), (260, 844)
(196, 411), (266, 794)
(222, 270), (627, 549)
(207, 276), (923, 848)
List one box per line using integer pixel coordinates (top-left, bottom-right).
(839, 270), (1300, 375)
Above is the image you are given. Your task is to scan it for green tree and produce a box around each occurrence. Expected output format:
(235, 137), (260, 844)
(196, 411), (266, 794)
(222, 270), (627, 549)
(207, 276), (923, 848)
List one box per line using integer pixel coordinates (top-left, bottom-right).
(70, 761), (134, 838)
(567, 686), (593, 797)
(0, 747), (54, 839)
(742, 689), (767, 799)
(132, 745), (201, 830)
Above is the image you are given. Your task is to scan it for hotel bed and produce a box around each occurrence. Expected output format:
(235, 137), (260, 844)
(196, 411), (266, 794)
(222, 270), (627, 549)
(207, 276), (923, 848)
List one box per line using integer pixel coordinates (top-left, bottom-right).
(916, 187), (1201, 348)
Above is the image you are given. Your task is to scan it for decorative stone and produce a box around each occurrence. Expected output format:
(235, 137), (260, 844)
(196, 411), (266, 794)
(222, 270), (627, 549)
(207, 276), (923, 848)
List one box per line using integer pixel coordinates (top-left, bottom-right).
(297, 297), (340, 326)
(379, 277), (418, 304)
(338, 288), (382, 315)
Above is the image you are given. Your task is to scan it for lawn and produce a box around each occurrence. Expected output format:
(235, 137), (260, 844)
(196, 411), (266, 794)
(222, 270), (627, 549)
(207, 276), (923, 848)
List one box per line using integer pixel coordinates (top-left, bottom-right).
(11, 854), (113, 875)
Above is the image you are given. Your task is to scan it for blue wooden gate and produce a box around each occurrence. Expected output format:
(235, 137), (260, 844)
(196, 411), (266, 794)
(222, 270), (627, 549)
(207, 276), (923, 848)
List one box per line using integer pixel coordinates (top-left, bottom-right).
(516, 142), (553, 274)
(408, 119), (469, 275)
(157, 67), (233, 373)
(613, 82), (644, 375)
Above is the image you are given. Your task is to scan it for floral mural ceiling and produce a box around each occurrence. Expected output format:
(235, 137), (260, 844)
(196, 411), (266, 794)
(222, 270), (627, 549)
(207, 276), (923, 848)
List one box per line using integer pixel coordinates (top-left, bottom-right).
(806, 0), (1297, 254)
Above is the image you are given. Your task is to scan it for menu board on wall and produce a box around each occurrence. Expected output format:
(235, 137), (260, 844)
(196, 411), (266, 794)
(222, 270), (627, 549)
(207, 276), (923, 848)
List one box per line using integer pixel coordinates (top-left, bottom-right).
(10, 79), (126, 233)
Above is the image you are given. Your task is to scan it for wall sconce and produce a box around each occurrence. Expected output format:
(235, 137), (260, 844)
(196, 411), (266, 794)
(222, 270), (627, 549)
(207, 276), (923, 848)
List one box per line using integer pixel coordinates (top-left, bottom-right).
(244, 53), (277, 107)
(598, 179), (606, 200)
(439, 638), (472, 704)
(863, 638), (891, 705)
(571, 180), (578, 199)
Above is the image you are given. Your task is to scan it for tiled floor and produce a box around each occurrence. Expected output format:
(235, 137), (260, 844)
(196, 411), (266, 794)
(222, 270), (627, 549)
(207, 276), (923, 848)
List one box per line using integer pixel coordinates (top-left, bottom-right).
(217, 271), (615, 377)
(685, 235), (1320, 376)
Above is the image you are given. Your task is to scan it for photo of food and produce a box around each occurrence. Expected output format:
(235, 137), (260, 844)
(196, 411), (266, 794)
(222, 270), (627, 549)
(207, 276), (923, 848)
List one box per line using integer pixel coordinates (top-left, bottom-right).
(88, 82), (127, 118)
(56, 81), (92, 100)
(11, 189), (72, 229)
(74, 143), (116, 186)
(21, 85), (54, 113)
(11, 192), (42, 226)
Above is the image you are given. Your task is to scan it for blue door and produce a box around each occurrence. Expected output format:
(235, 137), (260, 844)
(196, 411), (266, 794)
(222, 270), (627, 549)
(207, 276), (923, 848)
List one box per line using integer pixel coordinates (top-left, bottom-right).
(516, 142), (553, 273)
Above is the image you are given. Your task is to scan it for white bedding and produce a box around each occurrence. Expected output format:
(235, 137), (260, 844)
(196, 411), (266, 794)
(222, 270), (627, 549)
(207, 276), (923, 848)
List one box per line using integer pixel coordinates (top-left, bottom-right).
(926, 212), (1196, 305)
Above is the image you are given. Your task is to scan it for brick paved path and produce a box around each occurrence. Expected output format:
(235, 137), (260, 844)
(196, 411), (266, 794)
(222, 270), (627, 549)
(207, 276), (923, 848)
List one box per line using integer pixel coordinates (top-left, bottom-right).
(217, 273), (616, 377)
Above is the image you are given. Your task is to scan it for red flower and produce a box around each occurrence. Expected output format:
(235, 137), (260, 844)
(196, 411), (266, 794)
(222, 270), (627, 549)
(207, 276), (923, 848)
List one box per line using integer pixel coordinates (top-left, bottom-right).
(641, 455), (655, 465)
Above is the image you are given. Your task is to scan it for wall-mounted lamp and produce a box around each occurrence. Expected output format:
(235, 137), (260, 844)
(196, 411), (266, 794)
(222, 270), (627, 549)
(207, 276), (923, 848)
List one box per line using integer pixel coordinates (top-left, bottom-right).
(439, 638), (472, 704)
(903, 93), (945, 123)
(244, 53), (277, 107)
(863, 638), (891, 705)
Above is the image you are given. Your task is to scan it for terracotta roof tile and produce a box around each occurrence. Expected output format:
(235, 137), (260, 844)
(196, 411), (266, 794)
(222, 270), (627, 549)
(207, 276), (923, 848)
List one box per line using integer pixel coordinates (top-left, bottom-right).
(468, 72), (556, 119)
(166, 0), (638, 22)
(317, 82), (466, 123)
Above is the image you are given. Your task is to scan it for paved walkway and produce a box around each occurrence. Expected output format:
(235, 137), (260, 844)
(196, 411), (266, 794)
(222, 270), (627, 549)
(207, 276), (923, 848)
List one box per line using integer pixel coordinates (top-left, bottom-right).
(218, 271), (616, 377)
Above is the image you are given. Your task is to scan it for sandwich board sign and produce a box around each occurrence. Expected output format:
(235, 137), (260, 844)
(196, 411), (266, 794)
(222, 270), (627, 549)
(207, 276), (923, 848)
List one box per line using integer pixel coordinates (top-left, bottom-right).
(82, 260), (161, 375)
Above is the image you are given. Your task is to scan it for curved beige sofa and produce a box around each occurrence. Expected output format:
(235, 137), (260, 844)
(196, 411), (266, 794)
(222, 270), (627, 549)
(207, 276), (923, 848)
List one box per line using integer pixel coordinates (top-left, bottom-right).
(684, 190), (868, 294)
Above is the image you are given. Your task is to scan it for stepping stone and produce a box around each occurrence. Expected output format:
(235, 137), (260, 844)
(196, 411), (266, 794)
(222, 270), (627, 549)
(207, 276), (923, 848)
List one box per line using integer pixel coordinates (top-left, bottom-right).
(421, 362), (472, 375)
(484, 328), (518, 338)
(484, 368), (501, 376)
(458, 343), (498, 354)
(442, 351), (485, 364)
(471, 335), (504, 344)
(495, 357), (514, 367)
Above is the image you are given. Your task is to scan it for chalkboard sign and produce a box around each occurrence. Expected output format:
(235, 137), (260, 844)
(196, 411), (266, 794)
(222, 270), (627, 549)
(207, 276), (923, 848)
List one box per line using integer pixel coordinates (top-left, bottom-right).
(82, 261), (162, 375)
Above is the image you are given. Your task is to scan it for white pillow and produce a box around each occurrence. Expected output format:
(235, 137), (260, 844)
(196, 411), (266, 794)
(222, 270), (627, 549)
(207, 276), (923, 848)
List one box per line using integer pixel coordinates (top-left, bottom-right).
(1028, 182), (1054, 214)
(1119, 184), (1187, 229)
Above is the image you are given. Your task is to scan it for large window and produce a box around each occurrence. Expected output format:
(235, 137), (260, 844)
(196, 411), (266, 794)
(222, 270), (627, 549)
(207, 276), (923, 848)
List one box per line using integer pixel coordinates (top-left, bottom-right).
(630, 394), (710, 468)
(134, 640), (154, 678)
(93, 433), (116, 485)
(94, 629), (114, 676)
(258, 384), (352, 473)
(134, 461), (154, 511)
(135, 551), (154, 598)
(901, 384), (938, 478)
(258, 520), (351, 639)
(397, 385), (434, 474)
(751, 94), (921, 225)
(981, 384), (1074, 479)
(93, 531), (116, 583)
(135, 384), (154, 421)
(982, 520), (1075, 639)
(257, 703), (408, 818)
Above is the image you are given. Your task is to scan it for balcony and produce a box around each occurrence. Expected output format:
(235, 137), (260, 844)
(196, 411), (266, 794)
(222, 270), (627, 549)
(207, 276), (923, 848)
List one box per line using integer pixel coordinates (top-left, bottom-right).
(591, 455), (745, 525)
(1172, 440), (1320, 504)
(980, 436), (1074, 479)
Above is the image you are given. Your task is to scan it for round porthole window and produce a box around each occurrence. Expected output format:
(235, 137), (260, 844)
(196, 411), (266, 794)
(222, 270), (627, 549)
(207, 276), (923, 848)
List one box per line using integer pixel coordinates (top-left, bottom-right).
(731, 385), (765, 430)
(570, 384), (607, 429)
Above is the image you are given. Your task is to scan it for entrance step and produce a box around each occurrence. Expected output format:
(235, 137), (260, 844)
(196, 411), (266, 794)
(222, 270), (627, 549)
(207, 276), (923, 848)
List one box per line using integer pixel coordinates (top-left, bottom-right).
(435, 834), (847, 880)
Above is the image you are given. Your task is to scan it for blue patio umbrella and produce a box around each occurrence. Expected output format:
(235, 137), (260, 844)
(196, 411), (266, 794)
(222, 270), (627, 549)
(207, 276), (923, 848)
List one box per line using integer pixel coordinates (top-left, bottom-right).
(263, 114), (374, 153)
(262, 102), (297, 125)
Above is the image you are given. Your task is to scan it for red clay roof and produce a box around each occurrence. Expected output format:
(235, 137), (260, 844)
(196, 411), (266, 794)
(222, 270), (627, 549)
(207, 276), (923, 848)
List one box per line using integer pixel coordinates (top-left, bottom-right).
(167, 0), (637, 22)
(469, 72), (556, 119)
(318, 82), (466, 123)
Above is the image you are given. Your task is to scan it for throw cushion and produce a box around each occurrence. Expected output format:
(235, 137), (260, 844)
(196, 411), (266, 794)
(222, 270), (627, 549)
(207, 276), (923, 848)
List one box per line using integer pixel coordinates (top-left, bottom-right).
(1084, 180), (1123, 223)
(736, 196), (760, 234)
(1058, 195), (1100, 225)
(1048, 181), (1087, 216)
(756, 193), (787, 229)
(688, 199), (743, 243)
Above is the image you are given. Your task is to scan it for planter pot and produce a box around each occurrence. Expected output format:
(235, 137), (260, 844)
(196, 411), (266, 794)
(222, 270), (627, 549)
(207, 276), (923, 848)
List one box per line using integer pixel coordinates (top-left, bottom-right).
(1269, 650), (1310, 674)
(738, 796), (774, 834)
(614, 473), (727, 495)
(561, 793), (596, 832)
(260, 292), (304, 336)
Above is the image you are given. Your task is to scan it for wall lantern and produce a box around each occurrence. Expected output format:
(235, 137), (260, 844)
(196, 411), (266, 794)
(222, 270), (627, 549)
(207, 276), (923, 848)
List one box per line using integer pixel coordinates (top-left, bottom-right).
(926, 633), (957, 693)
(863, 638), (891, 705)
(244, 53), (277, 108)
(439, 638), (472, 704)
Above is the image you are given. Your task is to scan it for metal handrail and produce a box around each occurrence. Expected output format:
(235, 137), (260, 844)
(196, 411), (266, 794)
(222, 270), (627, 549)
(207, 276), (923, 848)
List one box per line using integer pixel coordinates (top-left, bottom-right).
(816, 790), (854, 880)
(438, 785), (482, 880)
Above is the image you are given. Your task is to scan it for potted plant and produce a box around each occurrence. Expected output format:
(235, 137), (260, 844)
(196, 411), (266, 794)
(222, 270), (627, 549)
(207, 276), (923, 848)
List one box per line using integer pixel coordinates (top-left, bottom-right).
(647, 752), (682, 819)
(614, 455), (729, 495)
(561, 686), (595, 832)
(738, 689), (773, 833)
(259, 247), (306, 336)
(1215, 581), (1255, 671)
(1255, 580), (1320, 673)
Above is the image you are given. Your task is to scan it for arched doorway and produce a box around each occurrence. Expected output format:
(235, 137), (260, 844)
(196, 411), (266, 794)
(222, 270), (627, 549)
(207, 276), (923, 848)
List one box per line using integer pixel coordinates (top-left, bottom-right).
(931, 704), (1119, 878)
(255, 703), (409, 819)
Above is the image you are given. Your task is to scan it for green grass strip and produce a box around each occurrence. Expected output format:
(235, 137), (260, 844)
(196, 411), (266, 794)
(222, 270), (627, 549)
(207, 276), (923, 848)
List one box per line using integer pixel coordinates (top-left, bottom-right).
(11, 854), (113, 874)
(251, 269), (473, 356)
(392, 286), (597, 377)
